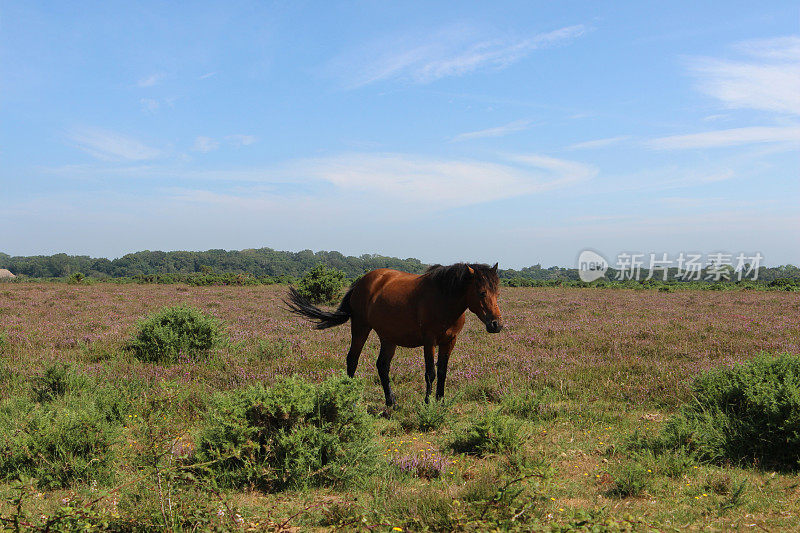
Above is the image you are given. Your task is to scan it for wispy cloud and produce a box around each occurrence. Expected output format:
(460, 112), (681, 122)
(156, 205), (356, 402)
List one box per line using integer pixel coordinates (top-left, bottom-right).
(192, 136), (220, 153)
(138, 97), (177, 114)
(328, 24), (586, 88)
(647, 126), (800, 150)
(702, 114), (730, 122)
(67, 127), (161, 161)
(451, 120), (531, 142)
(689, 35), (800, 115)
(660, 196), (727, 208)
(298, 152), (597, 206)
(140, 98), (160, 113)
(191, 135), (256, 152)
(137, 73), (164, 88)
(227, 134), (257, 147)
(198, 71), (217, 80)
(566, 135), (630, 150)
(47, 151), (596, 208)
(733, 36), (800, 61)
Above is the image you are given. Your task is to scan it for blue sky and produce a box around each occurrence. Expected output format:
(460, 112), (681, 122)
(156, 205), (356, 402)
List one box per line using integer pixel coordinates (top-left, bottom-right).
(1, 1), (798, 268)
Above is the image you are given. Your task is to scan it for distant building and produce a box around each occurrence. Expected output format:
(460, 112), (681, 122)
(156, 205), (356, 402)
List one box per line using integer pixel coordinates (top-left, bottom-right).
(0, 269), (16, 278)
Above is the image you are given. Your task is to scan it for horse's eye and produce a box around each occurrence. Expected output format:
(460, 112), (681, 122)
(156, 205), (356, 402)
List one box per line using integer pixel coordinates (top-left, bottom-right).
(479, 291), (487, 298)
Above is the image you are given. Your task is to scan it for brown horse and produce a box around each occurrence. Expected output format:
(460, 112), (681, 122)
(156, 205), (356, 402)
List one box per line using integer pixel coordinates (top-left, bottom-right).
(285, 263), (503, 406)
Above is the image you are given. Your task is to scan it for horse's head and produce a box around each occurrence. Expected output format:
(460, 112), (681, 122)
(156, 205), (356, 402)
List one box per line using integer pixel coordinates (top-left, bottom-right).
(465, 263), (503, 333)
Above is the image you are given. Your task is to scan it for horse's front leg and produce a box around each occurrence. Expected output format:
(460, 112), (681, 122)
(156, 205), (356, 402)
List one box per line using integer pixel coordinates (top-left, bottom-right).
(423, 344), (436, 403)
(436, 338), (457, 400)
(377, 340), (398, 407)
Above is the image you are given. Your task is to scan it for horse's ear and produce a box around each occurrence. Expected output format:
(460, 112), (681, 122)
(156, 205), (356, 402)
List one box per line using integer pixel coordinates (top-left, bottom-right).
(492, 263), (498, 273)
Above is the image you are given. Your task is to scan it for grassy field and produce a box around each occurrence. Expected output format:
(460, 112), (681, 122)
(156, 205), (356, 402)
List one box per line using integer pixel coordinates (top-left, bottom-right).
(0, 283), (798, 531)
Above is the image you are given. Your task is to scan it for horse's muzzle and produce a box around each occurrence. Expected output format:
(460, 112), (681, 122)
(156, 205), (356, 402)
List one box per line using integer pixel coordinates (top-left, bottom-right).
(485, 319), (503, 333)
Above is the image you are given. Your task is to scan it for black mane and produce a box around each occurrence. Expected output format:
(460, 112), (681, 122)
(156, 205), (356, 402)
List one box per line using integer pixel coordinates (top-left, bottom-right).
(422, 263), (499, 296)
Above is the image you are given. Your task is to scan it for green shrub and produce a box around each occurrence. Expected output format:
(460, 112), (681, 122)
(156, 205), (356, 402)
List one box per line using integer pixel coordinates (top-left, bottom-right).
(31, 363), (89, 403)
(770, 277), (798, 288)
(659, 353), (800, 470)
(296, 264), (347, 304)
(194, 374), (378, 491)
(654, 448), (697, 478)
(0, 396), (117, 488)
(186, 272), (260, 286)
(416, 398), (453, 431)
(448, 409), (521, 456)
(67, 271), (85, 284)
(399, 398), (454, 432)
(606, 462), (651, 498)
(128, 305), (223, 363)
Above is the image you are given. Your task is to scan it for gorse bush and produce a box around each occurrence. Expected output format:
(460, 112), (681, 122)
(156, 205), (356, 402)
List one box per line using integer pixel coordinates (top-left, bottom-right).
(400, 397), (454, 432)
(194, 374), (378, 491)
(0, 366), (128, 489)
(0, 396), (117, 488)
(415, 398), (452, 431)
(128, 305), (223, 363)
(296, 264), (347, 304)
(448, 409), (521, 456)
(31, 363), (89, 403)
(659, 353), (800, 470)
(654, 448), (697, 478)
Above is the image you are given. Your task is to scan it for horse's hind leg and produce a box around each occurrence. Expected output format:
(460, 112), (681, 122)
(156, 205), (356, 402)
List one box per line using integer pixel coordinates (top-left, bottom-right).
(376, 340), (397, 407)
(424, 344), (436, 403)
(346, 321), (371, 378)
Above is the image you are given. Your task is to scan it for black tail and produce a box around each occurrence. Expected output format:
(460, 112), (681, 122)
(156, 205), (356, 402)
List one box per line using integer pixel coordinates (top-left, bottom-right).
(284, 286), (352, 330)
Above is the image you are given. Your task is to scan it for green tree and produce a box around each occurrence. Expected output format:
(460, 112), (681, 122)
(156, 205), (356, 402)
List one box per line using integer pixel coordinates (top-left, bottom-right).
(296, 264), (347, 304)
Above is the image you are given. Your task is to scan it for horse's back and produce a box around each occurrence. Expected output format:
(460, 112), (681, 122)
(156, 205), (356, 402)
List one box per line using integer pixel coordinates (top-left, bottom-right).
(350, 269), (424, 347)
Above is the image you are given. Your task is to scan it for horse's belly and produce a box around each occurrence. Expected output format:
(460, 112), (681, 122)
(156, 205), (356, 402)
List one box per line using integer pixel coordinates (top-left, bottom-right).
(371, 322), (424, 348)
(365, 303), (424, 347)
(390, 334), (425, 348)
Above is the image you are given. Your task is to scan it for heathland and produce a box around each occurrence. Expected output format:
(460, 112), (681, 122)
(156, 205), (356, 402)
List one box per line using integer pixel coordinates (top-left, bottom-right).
(0, 282), (798, 530)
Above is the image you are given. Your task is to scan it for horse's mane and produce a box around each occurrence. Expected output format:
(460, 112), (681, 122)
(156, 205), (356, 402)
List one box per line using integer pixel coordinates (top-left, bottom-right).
(422, 263), (499, 296)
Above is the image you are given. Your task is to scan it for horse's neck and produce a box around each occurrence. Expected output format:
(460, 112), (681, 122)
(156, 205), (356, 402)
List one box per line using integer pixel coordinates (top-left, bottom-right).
(441, 293), (469, 322)
(419, 277), (469, 323)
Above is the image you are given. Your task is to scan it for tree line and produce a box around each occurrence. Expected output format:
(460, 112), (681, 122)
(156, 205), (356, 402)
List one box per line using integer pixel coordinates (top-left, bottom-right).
(0, 249), (426, 279)
(1, 248), (798, 284)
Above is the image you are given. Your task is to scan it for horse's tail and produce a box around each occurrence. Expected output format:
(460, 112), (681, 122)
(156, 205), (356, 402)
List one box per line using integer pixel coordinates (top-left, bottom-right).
(284, 286), (353, 330)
